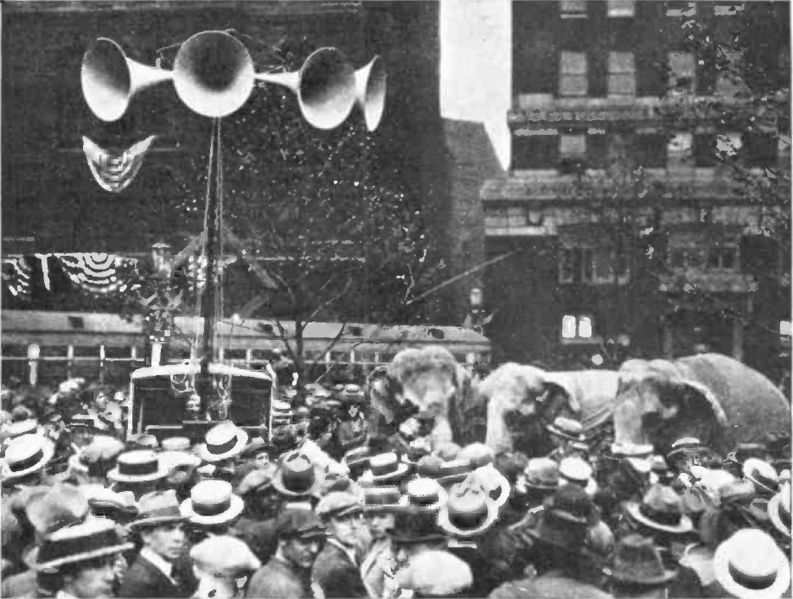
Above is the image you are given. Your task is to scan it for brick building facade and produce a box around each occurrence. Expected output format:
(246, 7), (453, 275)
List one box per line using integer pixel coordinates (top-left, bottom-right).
(482, 1), (790, 382)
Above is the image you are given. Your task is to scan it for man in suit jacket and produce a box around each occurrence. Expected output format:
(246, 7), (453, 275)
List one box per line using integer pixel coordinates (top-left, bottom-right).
(118, 490), (196, 598)
(312, 492), (369, 598)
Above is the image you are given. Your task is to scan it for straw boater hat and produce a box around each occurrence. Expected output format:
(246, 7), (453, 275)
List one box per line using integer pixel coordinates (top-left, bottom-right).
(626, 484), (693, 534)
(272, 450), (322, 498)
(438, 482), (499, 538)
(190, 535), (261, 579)
(315, 491), (364, 520)
(457, 443), (495, 469)
(161, 437), (191, 452)
(83, 487), (138, 520)
(361, 453), (410, 485)
(36, 518), (133, 572)
(436, 459), (476, 487)
(767, 482), (791, 538)
(198, 421), (249, 464)
(725, 443), (768, 466)
(713, 528), (791, 599)
(1, 434), (55, 481)
(127, 433), (159, 450)
(546, 417), (586, 442)
(400, 477), (448, 512)
(131, 490), (187, 529)
(518, 457), (560, 493)
(362, 486), (403, 513)
(611, 441), (654, 458)
(107, 450), (170, 484)
(604, 533), (677, 586)
(558, 456), (597, 496)
(742, 458), (780, 497)
(181, 480), (244, 526)
(666, 437), (704, 462)
(343, 446), (376, 479)
(2, 419), (40, 444)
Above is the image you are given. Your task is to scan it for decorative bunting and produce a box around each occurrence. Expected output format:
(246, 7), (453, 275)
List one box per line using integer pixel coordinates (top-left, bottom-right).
(82, 135), (157, 193)
(53, 253), (137, 295)
(1, 256), (32, 298)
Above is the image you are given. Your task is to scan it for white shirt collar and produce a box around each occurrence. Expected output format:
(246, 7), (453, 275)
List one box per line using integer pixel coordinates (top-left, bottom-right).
(140, 547), (174, 579)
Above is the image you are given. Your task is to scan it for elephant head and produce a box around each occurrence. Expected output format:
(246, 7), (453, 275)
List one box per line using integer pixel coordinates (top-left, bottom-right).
(481, 363), (612, 456)
(613, 354), (791, 455)
(382, 346), (476, 449)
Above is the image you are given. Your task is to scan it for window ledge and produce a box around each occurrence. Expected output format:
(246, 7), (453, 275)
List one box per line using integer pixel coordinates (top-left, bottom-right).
(561, 336), (604, 345)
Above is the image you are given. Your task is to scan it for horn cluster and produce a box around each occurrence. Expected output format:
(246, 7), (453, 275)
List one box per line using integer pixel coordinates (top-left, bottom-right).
(81, 30), (386, 131)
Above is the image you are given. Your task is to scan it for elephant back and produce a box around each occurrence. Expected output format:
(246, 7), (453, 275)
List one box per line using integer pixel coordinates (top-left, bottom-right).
(545, 370), (619, 431)
(675, 353), (790, 449)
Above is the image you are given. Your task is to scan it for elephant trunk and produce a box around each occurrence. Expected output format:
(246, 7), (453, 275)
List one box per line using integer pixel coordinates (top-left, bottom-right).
(485, 393), (514, 453)
(612, 392), (651, 447)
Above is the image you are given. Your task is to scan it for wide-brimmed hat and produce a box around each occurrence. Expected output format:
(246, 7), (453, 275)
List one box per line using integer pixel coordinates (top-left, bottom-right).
(272, 450), (322, 498)
(363, 486), (403, 513)
(558, 457), (597, 496)
(181, 479), (244, 526)
(767, 482), (791, 538)
(132, 490), (187, 529)
(718, 479), (756, 507)
(316, 491), (364, 520)
(438, 482), (498, 538)
(2, 419), (39, 443)
(1, 434), (55, 481)
(520, 457), (560, 492)
(395, 549), (473, 597)
(126, 433), (159, 450)
(197, 421), (249, 463)
(546, 417), (585, 442)
(36, 517), (133, 572)
(343, 446), (376, 479)
(362, 453), (410, 484)
(159, 450), (202, 487)
(435, 459), (476, 487)
(26, 484), (90, 536)
(276, 505), (326, 539)
(713, 528), (791, 598)
(434, 443), (461, 462)
(400, 477), (448, 512)
(611, 442), (654, 458)
(742, 458), (779, 496)
(457, 443), (495, 469)
(626, 484), (693, 534)
(340, 384), (365, 404)
(390, 506), (446, 545)
(605, 533), (677, 586)
(107, 450), (169, 483)
(190, 535), (260, 578)
(464, 464), (510, 508)
(528, 490), (593, 550)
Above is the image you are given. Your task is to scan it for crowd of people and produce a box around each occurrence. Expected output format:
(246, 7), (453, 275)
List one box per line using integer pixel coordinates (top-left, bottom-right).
(0, 374), (791, 598)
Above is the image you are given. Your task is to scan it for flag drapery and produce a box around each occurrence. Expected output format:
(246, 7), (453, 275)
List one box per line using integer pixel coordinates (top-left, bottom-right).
(1, 256), (32, 298)
(82, 135), (157, 193)
(53, 253), (138, 295)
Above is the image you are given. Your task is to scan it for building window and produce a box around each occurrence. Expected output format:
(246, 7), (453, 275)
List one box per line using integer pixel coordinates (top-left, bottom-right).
(608, 52), (636, 97)
(714, 2), (745, 16)
(562, 314), (594, 340)
(666, 1), (696, 17)
(485, 208), (508, 229)
(694, 134), (717, 166)
(707, 245), (738, 270)
(560, 246), (628, 284)
(560, 134), (586, 173)
(559, 51), (588, 97)
(668, 247), (707, 269)
(636, 132), (667, 168)
(715, 132), (743, 158)
(744, 132), (777, 167)
(513, 132), (559, 169)
(560, 0), (587, 19)
(607, 0), (635, 17)
(668, 51), (696, 94)
(780, 321), (791, 337)
(587, 131), (610, 169)
(667, 132), (693, 168)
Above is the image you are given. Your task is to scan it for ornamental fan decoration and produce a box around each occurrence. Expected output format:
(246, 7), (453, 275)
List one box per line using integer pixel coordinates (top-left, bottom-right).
(54, 253), (136, 295)
(82, 135), (157, 193)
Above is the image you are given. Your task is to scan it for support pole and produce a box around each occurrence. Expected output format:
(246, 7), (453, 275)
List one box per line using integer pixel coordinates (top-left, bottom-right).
(198, 118), (220, 415)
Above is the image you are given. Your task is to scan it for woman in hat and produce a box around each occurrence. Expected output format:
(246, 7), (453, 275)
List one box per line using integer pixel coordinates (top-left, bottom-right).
(189, 535), (260, 599)
(36, 518), (134, 599)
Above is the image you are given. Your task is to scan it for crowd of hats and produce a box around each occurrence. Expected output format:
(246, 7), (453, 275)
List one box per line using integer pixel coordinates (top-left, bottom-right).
(0, 376), (791, 599)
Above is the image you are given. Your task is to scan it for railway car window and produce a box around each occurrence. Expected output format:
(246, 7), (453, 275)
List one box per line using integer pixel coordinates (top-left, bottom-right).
(224, 349), (246, 360)
(136, 377), (189, 429)
(227, 377), (272, 426)
(330, 351), (349, 363)
(1, 344), (29, 384)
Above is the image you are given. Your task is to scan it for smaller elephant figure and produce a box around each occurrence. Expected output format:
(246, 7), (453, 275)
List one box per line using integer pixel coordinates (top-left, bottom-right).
(613, 353), (791, 456)
(366, 347), (476, 450)
(482, 363), (619, 456)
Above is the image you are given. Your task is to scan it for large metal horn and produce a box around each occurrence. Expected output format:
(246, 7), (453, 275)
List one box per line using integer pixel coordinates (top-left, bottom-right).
(173, 30), (255, 118)
(257, 47), (356, 130)
(81, 37), (172, 122)
(355, 56), (386, 132)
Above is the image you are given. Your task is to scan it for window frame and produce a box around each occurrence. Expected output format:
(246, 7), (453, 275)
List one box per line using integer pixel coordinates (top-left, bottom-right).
(607, 51), (637, 97)
(559, 51), (589, 97)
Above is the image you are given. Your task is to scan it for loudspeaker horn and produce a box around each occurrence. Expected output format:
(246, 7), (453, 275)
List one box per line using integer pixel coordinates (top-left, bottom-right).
(355, 55), (386, 131)
(81, 37), (172, 122)
(172, 30), (255, 119)
(256, 47), (356, 130)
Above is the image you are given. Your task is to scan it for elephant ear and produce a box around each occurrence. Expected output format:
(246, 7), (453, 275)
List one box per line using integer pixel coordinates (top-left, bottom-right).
(679, 379), (729, 428)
